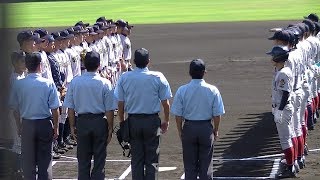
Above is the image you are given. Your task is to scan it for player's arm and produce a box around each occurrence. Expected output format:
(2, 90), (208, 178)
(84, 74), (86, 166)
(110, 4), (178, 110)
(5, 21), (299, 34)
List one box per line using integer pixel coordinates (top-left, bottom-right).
(212, 116), (221, 141)
(278, 91), (289, 111)
(175, 116), (183, 140)
(161, 99), (170, 123)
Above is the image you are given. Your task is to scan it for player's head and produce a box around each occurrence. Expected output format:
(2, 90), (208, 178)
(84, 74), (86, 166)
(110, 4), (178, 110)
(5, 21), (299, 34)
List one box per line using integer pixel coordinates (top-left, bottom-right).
(189, 59), (206, 79)
(43, 34), (56, 53)
(17, 30), (43, 53)
(134, 48), (150, 68)
(84, 51), (100, 72)
(304, 13), (319, 22)
(268, 30), (290, 46)
(266, 46), (290, 65)
(115, 19), (127, 34)
(11, 50), (26, 72)
(25, 52), (42, 73)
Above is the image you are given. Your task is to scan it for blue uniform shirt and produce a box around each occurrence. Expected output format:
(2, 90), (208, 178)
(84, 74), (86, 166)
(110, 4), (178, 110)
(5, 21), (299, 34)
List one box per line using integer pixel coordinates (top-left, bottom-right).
(9, 73), (61, 120)
(171, 79), (225, 120)
(115, 67), (172, 114)
(63, 72), (115, 114)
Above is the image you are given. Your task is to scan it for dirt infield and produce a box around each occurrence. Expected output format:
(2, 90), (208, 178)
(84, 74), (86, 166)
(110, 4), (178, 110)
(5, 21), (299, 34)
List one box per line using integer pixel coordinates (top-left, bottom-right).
(7, 20), (320, 179)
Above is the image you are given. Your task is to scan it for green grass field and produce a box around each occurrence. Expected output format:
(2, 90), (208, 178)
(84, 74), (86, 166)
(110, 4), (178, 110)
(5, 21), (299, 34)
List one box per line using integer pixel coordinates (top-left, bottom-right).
(4, 0), (320, 28)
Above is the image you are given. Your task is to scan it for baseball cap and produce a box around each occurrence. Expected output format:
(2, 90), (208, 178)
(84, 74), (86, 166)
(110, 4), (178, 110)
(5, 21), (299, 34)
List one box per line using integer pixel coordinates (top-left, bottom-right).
(115, 19), (127, 28)
(87, 27), (98, 35)
(314, 22), (320, 33)
(43, 34), (55, 43)
(31, 33), (45, 44)
(60, 30), (75, 39)
(84, 51), (100, 63)
(134, 48), (149, 62)
(268, 31), (290, 42)
(266, 46), (290, 62)
(304, 13), (319, 22)
(75, 21), (89, 27)
(73, 26), (89, 34)
(51, 32), (65, 41)
(190, 59), (205, 72)
(303, 19), (315, 32)
(34, 28), (48, 38)
(96, 16), (107, 23)
(17, 30), (37, 44)
(93, 25), (104, 34)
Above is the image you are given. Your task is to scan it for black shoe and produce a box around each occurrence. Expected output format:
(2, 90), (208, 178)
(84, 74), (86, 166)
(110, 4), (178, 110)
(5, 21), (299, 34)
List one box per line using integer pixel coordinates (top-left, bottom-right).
(52, 151), (61, 159)
(277, 165), (297, 179)
(298, 159), (305, 169)
(65, 138), (77, 146)
(54, 145), (66, 154)
(294, 161), (300, 173)
(308, 126), (314, 130)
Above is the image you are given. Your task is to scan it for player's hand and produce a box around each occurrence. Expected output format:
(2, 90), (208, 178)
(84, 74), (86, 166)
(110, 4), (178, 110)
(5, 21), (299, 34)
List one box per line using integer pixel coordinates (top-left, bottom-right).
(107, 132), (113, 145)
(160, 121), (169, 134)
(213, 129), (219, 141)
(53, 128), (59, 140)
(274, 109), (283, 124)
(272, 107), (275, 115)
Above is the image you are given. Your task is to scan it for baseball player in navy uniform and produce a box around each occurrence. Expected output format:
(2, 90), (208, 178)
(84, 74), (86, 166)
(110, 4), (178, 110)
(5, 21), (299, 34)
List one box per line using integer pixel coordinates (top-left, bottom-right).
(267, 46), (297, 178)
(171, 59), (225, 180)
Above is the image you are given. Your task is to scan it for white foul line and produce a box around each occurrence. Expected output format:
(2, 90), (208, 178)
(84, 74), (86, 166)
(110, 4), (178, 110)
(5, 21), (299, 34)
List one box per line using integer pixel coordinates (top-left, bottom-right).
(118, 165), (131, 179)
(269, 158), (280, 179)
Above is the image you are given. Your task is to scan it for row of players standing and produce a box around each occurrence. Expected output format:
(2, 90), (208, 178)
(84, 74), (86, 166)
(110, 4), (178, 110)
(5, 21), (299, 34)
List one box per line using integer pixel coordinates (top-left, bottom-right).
(267, 13), (320, 179)
(10, 17), (134, 160)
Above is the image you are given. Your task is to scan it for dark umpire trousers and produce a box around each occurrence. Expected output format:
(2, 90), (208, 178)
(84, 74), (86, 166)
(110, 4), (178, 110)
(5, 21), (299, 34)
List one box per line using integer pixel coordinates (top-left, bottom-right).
(77, 113), (108, 180)
(128, 113), (161, 180)
(182, 120), (214, 180)
(21, 117), (53, 180)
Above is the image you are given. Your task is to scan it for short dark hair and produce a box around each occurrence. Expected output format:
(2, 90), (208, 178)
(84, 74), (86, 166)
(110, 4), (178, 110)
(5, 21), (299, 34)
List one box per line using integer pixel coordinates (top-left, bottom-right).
(11, 50), (26, 65)
(134, 48), (149, 68)
(25, 52), (41, 72)
(189, 59), (205, 79)
(84, 51), (100, 71)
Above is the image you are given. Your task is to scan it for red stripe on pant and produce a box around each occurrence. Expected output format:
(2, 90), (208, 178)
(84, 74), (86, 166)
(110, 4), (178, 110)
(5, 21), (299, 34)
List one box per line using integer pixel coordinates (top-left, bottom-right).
(284, 147), (294, 165)
(297, 136), (304, 158)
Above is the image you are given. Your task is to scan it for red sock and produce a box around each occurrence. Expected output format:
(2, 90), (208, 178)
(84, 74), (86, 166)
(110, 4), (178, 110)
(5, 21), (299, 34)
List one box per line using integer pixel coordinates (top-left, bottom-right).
(291, 137), (298, 160)
(284, 147), (294, 165)
(316, 96), (319, 110)
(318, 93), (320, 109)
(297, 136), (304, 158)
(302, 125), (307, 145)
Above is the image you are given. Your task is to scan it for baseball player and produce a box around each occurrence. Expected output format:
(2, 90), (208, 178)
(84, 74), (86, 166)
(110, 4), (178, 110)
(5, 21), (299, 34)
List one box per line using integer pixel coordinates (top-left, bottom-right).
(171, 59), (225, 180)
(63, 51), (115, 180)
(267, 46), (297, 178)
(115, 48), (172, 180)
(9, 52), (60, 180)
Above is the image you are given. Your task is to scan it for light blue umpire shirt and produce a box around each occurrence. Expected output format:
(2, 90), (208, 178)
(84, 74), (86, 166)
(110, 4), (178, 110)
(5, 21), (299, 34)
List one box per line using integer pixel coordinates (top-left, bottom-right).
(115, 67), (172, 114)
(171, 79), (225, 120)
(63, 72), (116, 114)
(9, 73), (61, 120)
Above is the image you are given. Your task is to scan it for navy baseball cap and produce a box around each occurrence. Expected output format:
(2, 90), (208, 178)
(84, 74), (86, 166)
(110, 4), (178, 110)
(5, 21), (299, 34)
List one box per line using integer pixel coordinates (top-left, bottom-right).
(34, 28), (48, 38)
(85, 51), (100, 64)
(87, 27), (98, 35)
(75, 21), (89, 27)
(32, 33), (46, 44)
(96, 16), (107, 23)
(268, 31), (290, 42)
(314, 22), (320, 33)
(134, 48), (149, 62)
(190, 59), (205, 72)
(93, 25), (104, 34)
(17, 30), (37, 44)
(303, 19), (315, 32)
(73, 25), (88, 34)
(115, 19), (127, 28)
(43, 34), (55, 43)
(51, 32), (65, 40)
(304, 13), (319, 22)
(266, 46), (290, 62)
(60, 30), (74, 39)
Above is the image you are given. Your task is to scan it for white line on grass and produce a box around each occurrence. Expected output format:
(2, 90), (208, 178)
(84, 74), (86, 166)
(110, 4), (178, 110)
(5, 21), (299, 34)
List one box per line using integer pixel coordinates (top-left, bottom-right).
(269, 158), (280, 179)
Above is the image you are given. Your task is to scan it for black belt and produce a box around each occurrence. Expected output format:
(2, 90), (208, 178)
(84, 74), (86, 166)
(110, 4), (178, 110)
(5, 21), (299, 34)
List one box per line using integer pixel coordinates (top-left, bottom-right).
(184, 119), (211, 122)
(22, 116), (52, 121)
(128, 113), (158, 117)
(78, 113), (104, 118)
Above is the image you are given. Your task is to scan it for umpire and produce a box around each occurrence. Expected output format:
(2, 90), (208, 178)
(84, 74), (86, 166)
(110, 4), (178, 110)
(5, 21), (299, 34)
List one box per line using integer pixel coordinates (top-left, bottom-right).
(171, 59), (225, 180)
(116, 48), (172, 180)
(63, 51), (115, 180)
(9, 52), (60, 180)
